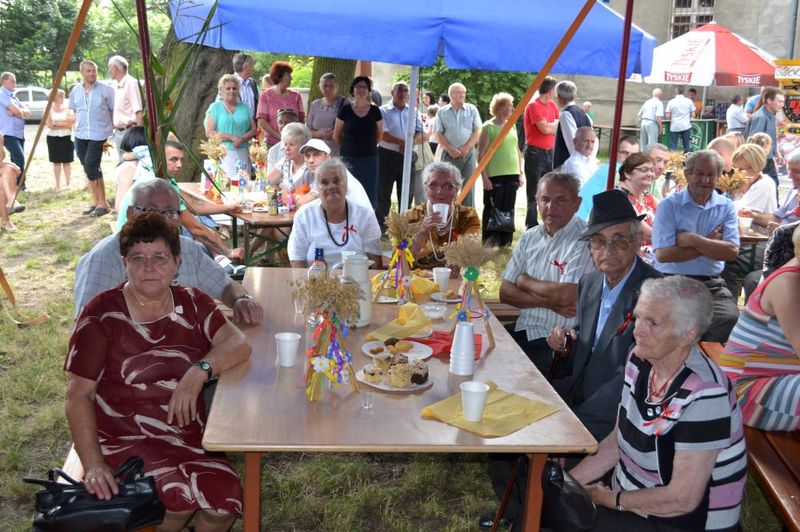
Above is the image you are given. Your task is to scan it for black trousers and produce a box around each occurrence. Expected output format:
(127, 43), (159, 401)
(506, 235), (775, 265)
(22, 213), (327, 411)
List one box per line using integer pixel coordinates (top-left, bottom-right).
(377, 146), (415, 230)
(482, 174), (519, 247)
(523, 146), (553, 228)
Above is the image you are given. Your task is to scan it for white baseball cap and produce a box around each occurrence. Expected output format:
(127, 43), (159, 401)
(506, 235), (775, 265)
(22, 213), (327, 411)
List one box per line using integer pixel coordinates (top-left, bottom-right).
(299, 139), (331, 155)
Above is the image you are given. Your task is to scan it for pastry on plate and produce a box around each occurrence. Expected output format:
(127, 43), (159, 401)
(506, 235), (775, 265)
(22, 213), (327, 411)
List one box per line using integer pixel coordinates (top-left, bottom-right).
(444, 289), (458, 299)
(409, 360), (429, 385)
(368, 345), (385, 355)
(374, 352), (392, 372)
(362, 363), (383, 383)
(394, 340), (413, 353)
(387, 363), (412, 388)
(384, 337), (400, 346)
(389, 353), (408, 366)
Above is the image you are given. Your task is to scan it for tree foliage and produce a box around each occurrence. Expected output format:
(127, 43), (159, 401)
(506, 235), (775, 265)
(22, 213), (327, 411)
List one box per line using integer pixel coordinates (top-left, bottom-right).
(252, 52), (314, 89)
(0, 0), (96, 86)
(408, 57), (535, 118)
(84, 0), (171, 81)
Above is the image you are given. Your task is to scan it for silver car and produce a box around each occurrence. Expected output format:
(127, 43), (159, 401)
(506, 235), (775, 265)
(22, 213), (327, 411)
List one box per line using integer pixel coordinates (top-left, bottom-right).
(14, 86), (68, 122)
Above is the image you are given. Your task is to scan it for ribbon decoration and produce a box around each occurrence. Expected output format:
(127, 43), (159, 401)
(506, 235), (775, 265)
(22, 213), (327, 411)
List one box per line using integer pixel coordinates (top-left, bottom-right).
(373, 238), (416, 304)
(304, 311), (359, 401)
(448, 266), (496, 355)
(616, 311), (634, 335)
(341, 224), (357, 241)
(551, 259), (567, 276)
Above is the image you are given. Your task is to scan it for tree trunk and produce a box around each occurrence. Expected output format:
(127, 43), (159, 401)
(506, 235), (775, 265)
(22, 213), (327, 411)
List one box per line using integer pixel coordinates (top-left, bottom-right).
(156, 27), (235, 181)
(306, 57), (357, 113)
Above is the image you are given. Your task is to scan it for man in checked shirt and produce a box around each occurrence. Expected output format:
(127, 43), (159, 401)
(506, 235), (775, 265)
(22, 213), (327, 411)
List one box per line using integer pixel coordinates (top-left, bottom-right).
(499, 171), (594, 373)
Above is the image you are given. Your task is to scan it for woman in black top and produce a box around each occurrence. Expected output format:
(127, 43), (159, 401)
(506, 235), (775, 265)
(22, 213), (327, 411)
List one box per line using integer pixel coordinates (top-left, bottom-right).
(334, 75), (383, 206)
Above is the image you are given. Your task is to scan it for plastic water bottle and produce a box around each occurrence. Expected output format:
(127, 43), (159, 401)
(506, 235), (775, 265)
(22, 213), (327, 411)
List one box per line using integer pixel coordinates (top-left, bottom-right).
(308, 248), (328, 278)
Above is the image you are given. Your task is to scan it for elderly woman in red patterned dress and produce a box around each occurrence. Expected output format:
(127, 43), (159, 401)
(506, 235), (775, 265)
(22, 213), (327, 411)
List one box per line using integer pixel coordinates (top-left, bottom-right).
(65, 213), (251, 532)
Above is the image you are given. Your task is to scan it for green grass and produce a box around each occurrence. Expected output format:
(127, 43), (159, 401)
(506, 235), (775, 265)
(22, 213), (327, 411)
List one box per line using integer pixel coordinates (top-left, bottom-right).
(0, 186), (784, 531)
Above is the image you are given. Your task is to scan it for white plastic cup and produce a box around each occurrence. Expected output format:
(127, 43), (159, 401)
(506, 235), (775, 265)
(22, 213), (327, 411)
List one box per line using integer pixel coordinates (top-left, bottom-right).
(461, 381), (490, 422)
(738, 216), (753, 232)
(450, 321), (475, 376)
(361, 389), (375, 410)
(431, 203), (450, 228)
(433, 267), (451, 292)
(275, 332), (301, 367)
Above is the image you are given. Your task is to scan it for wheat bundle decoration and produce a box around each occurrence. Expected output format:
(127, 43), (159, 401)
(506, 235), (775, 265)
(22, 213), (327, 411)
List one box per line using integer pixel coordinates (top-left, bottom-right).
(198, 134), (228, 199)
(444, 234), (497, 354)
(248, 133), (268, 190)
(717, 167), (749, 198)
(665, 151), (687, 190)
(373, 212), (420, 304)
(290, 273), (362, 401)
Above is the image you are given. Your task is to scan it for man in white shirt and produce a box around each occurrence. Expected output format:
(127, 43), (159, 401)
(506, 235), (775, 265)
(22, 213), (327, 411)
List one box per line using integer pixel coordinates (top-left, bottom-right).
(500, 172), (595, 372)
(665, 87), (696, 153)
(108, 55), (143, 161)
(559, 127), (597, 186)
(637, 88), (663, 148)
(726, 95), (747, 135)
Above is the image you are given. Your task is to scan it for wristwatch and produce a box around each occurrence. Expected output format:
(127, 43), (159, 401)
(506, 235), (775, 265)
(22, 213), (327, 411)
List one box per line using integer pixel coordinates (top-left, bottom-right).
(194, 361), (213, 381)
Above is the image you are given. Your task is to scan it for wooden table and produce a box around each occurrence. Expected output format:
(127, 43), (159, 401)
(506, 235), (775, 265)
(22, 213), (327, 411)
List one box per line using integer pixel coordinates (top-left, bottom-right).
(204, 268), (597, 531)
(177, 182), (294, 264)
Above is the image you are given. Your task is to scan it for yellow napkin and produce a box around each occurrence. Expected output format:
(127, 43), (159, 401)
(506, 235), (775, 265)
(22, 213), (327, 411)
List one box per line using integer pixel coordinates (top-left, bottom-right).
(371, 272), (437, 300)
(366, 302), (433, 342)
(421, 381), (560, 438)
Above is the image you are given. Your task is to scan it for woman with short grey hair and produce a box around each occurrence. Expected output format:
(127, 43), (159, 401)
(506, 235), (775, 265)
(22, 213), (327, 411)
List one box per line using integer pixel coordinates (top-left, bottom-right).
(267, 123), (313, 193)
(307, 73), (346, 156)
(403, 161), (480, 271)
(571, 275), (746, 531)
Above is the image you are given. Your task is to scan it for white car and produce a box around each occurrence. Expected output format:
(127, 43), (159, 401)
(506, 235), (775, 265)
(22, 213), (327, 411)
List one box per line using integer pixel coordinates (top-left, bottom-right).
(14, 86), (68, 122)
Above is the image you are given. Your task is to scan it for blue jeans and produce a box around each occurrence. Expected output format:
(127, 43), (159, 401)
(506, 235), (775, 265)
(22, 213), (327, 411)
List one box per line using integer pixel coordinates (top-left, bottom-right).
(669, 128), (691, 153)
(3, 135), (24, 184)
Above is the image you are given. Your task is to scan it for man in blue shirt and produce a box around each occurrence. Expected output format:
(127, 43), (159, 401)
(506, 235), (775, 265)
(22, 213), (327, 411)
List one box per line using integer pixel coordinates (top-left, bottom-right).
(651, 149), (740, 342)
(0, 72), (29, 178)
(377, 81), (423, 231)
(69, 60), (115, 218)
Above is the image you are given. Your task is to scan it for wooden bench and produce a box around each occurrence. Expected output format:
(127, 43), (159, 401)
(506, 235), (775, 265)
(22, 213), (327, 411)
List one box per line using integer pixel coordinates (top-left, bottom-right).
(699, 342), (800, 532)
(485, 299), (520, 326)
(60, 445), (157, 532)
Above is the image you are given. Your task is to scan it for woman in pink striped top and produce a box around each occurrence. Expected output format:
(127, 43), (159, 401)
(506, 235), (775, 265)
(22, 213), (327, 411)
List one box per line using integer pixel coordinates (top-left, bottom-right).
(256, 61), (305, 147)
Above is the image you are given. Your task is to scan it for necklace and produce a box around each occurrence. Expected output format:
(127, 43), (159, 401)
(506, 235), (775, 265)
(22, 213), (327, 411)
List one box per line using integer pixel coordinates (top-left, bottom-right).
(322, 202), (349, 247)
(648, 363), (683, 401)
(123, 283), (172, 316)
(428, 203), (455, 262)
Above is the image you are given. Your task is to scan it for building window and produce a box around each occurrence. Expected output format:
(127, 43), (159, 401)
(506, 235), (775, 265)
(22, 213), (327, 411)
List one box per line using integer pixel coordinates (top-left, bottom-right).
(671, 0), (715, 38)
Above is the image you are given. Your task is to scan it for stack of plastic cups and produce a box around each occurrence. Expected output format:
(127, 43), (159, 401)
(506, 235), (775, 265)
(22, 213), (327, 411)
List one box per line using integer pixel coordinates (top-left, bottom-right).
(449, 321), (475, 376)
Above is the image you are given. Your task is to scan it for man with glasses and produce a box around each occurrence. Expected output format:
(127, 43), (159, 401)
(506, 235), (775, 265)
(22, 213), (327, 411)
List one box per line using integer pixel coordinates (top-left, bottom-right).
(499, 172), (594, 372)
(116, 140), (243, 262)
(651, 149), (740, 342)
(74, 178), (263, 324)
(577, 135), (640, 220)
(484, 189), (659, 530)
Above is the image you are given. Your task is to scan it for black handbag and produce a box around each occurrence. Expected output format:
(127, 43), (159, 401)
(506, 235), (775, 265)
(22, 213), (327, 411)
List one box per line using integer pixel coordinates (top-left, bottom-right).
(23, 456), (166, 532)
(541, 460), (597, 531)
(486, 196), (515, 233)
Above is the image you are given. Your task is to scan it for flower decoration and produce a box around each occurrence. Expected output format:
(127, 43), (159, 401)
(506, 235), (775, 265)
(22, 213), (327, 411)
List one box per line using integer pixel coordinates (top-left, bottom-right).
(374, 212), (419, 304)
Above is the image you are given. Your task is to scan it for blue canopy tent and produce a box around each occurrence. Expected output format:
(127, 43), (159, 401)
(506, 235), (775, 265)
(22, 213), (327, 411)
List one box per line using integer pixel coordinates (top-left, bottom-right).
(170, 0), (656, 209)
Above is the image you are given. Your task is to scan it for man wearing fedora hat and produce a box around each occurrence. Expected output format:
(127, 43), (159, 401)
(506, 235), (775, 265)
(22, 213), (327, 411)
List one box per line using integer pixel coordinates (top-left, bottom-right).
(484, 189), (660, 530)
(547, 189), (661, 440)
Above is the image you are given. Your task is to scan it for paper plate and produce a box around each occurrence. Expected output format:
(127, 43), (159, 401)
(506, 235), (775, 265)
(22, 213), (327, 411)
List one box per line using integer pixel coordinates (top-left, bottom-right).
(430, 292), (461, 303)
(356, 369), (433, 392)
(361, 340), (433, 361)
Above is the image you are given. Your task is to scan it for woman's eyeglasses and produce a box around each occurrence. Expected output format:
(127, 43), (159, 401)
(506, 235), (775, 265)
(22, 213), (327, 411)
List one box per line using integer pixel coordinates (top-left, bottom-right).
(427, 183), (456, 192)
(126, 253), (173, 267)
